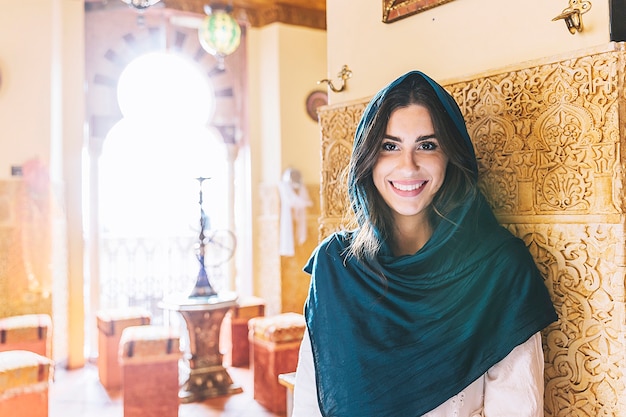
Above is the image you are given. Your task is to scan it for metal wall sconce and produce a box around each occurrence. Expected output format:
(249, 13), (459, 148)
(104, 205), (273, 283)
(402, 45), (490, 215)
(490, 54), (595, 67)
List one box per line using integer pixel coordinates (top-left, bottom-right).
(552, 0), (592, 34)
(317, 65), (353, 93)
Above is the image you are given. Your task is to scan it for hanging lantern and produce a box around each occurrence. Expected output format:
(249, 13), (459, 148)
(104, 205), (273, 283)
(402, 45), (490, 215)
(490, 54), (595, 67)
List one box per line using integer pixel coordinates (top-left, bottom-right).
(198, 5), (241, 69)
(120, 0), (161, 10)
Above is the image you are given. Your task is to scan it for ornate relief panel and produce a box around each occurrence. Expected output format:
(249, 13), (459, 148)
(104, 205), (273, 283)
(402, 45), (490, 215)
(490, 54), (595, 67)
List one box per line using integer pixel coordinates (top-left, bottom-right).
(447, 54), (622, 218)
(318, 102), (367, 238)
(510, 223), (626, 417)
(0, 179), (53, 318)
(317, 43), (626, 416)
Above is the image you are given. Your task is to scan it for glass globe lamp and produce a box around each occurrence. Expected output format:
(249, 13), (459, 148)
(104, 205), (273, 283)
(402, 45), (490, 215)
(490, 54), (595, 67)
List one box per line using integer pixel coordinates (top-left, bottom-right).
(198, 5), (242, 69)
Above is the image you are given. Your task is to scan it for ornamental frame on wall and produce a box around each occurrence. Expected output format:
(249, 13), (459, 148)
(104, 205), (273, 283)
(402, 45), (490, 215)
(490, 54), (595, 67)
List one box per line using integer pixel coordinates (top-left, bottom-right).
(383, 0), (455, 23)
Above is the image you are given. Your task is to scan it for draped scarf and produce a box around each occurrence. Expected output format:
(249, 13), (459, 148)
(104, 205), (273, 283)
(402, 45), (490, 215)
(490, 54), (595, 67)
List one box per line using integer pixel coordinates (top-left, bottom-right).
(303, 71), (557, 417)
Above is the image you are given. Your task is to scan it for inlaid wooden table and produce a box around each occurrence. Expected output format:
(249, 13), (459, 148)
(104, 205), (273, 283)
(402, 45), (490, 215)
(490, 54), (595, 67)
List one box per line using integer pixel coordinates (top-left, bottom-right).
(159, 292), (242, 403)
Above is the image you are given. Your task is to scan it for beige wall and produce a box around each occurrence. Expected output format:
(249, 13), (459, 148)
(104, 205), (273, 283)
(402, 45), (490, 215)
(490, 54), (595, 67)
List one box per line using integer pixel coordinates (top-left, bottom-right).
(326, 0), (611, 104)
(248, 23), (327, 186)
(247, 23), (326, 313)
(0, 0), (85, 367)
(0, 1), (53, 175)
(277, 25), (327, 185)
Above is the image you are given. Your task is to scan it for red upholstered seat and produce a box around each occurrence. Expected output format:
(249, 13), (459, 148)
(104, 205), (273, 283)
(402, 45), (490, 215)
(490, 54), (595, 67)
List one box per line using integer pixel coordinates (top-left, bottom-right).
(249, 313), (305, 413)
(0, 349), (54, 417)
(0, 314), (52, 358)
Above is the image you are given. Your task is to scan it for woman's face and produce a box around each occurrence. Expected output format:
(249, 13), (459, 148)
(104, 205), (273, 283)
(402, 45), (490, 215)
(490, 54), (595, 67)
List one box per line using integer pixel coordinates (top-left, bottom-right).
(372, 104), (449, 225)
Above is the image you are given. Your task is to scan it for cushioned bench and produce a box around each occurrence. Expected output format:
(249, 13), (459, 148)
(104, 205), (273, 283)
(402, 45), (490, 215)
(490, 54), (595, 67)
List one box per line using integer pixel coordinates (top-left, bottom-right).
(249, 312), (305, 413)
(96, 307), (151, 390)
(0, 349), (54, 417)
(0, 314), (52, 357)
(228, 296), (265, 367)
(119, 325), (181, 417)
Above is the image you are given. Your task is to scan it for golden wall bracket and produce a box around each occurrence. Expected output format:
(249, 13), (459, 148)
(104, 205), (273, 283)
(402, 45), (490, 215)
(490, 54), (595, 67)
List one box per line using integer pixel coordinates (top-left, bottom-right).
(552, 0), (592, 34)
(317, 65), (353, 93)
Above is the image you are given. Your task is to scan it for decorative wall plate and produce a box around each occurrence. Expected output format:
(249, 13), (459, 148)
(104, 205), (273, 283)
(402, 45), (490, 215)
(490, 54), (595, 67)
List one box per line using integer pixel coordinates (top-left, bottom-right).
(306, 90), (328, 121)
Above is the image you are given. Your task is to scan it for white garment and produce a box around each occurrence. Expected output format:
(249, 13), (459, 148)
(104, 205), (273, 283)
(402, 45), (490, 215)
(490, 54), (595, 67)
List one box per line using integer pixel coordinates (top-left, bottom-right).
(278, 181), (312, 256)
(292, 330), (545, 417)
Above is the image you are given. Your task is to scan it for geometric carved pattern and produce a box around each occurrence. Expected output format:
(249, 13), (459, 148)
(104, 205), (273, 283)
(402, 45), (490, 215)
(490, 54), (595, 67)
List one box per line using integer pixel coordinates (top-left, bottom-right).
(449, 53), (621, 217)
(318, 102), (367, 238)
(509, 223), (626, 417)
(318, 43), (626, 416)
(0, 179), (53, 319)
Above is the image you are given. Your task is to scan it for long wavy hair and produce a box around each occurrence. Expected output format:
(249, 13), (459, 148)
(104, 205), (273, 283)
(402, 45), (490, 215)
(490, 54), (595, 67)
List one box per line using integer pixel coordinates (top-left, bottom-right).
(346, 73), (478, 262)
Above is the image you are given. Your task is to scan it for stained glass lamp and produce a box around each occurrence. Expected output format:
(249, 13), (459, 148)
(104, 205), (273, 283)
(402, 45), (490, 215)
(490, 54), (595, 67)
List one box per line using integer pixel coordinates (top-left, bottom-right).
(198, 5), (242, 70)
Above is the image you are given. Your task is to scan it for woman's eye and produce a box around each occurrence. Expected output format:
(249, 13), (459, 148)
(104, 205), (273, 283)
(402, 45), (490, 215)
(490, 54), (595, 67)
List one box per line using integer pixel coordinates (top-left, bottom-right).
(417, 141), (438, 151)
(381, 142), (397, 151)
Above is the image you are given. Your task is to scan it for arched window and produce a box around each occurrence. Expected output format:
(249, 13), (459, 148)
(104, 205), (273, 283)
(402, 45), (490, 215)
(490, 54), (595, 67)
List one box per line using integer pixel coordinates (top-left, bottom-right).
(98, 52), (230, 323)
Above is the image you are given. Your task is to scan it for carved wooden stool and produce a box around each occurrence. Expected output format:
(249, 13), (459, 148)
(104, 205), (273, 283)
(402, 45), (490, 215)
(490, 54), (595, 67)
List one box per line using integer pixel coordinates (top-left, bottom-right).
(249, 312), (305, 413)
(0, 350), (54, 417)
(119, 325), (181, 417)
(96, 307), (151, 390)
(0, 314), (52, 357)
(227, 296), (265, 367)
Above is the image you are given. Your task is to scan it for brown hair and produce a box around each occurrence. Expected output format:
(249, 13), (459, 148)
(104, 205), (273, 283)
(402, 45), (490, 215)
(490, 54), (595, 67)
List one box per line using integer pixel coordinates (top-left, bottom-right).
(347, 74), (477, 262)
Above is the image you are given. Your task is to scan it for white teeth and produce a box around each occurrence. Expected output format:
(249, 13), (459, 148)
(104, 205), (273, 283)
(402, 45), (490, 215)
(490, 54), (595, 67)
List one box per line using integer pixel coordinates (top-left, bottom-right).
(392, 182), (424, 191)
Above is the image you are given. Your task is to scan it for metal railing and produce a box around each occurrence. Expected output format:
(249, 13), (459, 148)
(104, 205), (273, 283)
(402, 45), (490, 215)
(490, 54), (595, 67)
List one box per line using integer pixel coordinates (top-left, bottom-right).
(98, 234), (227, 324)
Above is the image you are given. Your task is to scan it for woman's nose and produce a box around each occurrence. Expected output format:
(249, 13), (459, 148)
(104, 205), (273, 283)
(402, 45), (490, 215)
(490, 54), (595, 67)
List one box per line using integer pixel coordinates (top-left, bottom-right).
(399, 149), (418, 170)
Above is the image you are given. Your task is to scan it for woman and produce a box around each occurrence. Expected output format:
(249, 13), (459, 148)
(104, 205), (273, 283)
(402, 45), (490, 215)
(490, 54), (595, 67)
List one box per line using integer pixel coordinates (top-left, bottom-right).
(292, 71), (557, 417)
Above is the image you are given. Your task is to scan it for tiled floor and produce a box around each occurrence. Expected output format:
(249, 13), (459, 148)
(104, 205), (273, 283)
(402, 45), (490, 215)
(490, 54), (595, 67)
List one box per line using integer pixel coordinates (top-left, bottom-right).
(49, 360), (285, 417)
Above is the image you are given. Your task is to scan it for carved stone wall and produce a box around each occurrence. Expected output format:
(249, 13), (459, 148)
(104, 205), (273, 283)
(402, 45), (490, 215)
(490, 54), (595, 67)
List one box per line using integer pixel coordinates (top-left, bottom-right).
(0, 179), (53, 318)
(317, 42), (626, 417)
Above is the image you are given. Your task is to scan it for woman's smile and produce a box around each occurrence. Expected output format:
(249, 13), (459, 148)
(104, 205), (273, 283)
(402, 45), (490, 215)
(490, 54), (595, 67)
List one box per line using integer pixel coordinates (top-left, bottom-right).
(390, 180), (428, 193)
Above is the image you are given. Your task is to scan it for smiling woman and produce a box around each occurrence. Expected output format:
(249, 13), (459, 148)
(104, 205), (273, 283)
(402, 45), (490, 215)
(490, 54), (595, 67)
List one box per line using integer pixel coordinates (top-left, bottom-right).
(292, 70), (557, 417)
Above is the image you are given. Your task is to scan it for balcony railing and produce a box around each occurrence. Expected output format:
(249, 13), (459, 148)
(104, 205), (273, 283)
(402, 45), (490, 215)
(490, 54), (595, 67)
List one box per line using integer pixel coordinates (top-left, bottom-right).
(98, 234), (228, 325)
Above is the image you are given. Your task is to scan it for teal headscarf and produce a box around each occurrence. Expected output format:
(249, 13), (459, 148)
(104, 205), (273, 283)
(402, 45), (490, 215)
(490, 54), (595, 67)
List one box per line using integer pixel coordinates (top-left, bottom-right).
(304, 71), (557, 417)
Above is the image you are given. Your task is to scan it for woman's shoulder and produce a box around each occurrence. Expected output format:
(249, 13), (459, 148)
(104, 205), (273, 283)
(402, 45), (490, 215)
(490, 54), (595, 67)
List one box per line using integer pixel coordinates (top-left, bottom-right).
(303, 230), (354, 274)
(317, 229), (354, 251)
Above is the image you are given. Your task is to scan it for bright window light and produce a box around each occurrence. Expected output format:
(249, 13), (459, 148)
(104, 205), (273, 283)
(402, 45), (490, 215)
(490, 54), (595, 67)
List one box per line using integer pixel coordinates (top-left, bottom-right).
(100, 52), (228, 237)
(117, 51), (215, 125)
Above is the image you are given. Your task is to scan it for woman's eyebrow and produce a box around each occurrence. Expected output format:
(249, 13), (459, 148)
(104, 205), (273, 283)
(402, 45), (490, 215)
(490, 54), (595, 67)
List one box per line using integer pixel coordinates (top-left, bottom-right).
(416, 134), (437, 142)
(382, 134), (401, 142)
(382, 134), (437, 142)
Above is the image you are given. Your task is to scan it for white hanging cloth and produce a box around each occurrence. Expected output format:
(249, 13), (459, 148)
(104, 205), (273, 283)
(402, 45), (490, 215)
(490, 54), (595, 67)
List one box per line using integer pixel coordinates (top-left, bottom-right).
(278, 169), (312, 256)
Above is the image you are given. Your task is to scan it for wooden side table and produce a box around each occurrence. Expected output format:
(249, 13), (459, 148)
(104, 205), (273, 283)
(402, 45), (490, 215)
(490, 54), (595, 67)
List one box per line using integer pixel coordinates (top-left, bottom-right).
(279, 372), (296, 417)
(160, 292), (242, 403)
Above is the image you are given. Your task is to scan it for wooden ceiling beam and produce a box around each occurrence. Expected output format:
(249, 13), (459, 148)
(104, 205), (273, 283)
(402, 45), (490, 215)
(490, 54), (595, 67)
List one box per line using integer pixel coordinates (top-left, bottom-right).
(162, 0), (326, 29)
